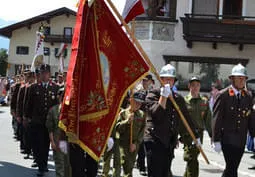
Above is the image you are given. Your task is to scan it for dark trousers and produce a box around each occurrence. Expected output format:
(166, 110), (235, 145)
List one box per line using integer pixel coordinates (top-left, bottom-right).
(20, 124), (25, 150)
(222, 144), (244, 177)
(23, 123), (32, 154)
(137, 141), (146, 171)
(17, 122), (24, 149)
(84, 153), (98, 177)
(31, 123), (50, 171)
(69, 144), (86, 177)
(145, 140), (172, 177)
(69, 143), (98, 177)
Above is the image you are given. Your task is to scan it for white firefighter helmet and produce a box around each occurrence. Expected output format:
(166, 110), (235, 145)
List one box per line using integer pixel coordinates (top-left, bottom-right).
(159, 64), (176, 78)
(229, 63), (248, 78)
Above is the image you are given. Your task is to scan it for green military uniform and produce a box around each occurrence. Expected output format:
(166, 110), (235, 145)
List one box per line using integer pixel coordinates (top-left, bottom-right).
(46, 104), (70, 177)
(116, 107), (146, 177)
(183, 93), (212, 177)
(102, 123), (121, 177)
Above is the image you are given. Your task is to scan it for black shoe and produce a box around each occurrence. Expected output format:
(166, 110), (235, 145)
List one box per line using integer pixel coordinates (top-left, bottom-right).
(31, 162), (38, 168)
(251, 155), (255, 159)
(43, 167), (49, 172)
(37, 171), (44, 176)
(248, 166), (255, 170)
(24, 154), (30, 159)
(139, 170), (147, 176)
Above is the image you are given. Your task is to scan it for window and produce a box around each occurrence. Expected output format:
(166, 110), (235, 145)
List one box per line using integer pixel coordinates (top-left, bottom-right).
(223, 0), (242, 17)
(192, 0), (218, 15)
(140, 0), (177, 19)
(64, 27), (72, 36)
(189, 63), (194, 73)
(16, 46), (29, 55)
(44, 27), (51, 35)
(163, 55), (248, 91)
(44, 47), (50, 56)
(55, 48), (67, 57)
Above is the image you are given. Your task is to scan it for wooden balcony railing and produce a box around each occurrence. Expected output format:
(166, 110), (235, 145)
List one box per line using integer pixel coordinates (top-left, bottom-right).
(180, 14), (255, 50)
(44, 34), (72, 43)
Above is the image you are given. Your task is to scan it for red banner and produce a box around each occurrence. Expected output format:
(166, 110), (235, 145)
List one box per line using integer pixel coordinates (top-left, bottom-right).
(60, 0), (149, 161)
(59, 0), (89, 140)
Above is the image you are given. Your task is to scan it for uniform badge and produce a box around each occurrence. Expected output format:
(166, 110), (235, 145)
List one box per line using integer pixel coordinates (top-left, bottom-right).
(246, 110), (251, 117)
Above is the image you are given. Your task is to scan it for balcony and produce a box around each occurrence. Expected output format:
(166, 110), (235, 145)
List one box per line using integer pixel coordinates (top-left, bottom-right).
(180, 14), (255, 50)
(44, 34), (72, 44)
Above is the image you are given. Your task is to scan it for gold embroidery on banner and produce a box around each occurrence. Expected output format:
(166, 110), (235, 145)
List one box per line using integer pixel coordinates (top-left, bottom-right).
(124, 60), (147, 80)
(102, 31), (112, 48)
(80, 110), (109, 121)
(81, 90), (107, 112)
(107, 82), (117, 107)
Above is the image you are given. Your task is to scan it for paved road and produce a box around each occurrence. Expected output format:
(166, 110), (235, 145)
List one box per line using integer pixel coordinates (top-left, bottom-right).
(1, 106), (255, 177)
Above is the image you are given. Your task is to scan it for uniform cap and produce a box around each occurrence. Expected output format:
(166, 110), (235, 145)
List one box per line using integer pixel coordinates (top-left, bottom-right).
(23, 69), (31, 75)
(159, 64), (176, 78)
(40, 64), (51, 73)
(229, 63), (248, 78)
(143, 74), (153, 81)
(133, 90), (146, 103)
(189, 76), (200, 83)
(35, 68), (40, 75)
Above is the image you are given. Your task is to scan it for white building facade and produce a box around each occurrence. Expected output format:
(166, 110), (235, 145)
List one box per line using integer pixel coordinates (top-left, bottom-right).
(0, 7), (76, 76)
(1, 1), (255, 91)
(135, 0), (255, 90)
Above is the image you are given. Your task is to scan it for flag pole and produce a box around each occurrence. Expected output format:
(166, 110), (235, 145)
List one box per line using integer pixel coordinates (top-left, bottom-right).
(129, 20), (136, 151)
(107, 0), (210, 164)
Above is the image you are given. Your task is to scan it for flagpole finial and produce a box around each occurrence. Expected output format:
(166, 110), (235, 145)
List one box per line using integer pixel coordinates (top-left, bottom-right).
(39, 23), (45, 34)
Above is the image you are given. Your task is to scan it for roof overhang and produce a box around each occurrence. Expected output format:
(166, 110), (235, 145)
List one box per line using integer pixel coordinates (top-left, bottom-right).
(0, 7), (76, 38)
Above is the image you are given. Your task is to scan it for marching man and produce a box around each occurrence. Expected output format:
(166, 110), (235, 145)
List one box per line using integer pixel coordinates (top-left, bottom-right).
(212, 63), (255, 177)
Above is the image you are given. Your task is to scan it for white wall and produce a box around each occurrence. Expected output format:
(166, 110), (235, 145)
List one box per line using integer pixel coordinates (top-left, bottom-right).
(8, 14), (76, 75)
(245, 0), (255, 17)
(138, 0), (255, 80)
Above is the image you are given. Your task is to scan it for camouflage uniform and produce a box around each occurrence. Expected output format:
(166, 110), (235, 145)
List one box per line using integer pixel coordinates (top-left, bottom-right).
(183, 93), (212, 177)
(46, 104), (70, 177)
(102, 125), (121, 177)
(116, 107), (146, 177)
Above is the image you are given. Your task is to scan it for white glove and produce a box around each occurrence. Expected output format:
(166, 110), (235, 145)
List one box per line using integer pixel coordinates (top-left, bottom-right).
(192, 138), (202, 147)
(59, 141), (68, 154)
(212, 142), (221, 153)
(107, 137), (114, 152)
(160, 84), (172, 97)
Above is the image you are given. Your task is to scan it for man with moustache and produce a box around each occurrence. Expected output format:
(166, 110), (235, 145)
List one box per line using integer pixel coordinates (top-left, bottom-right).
(212, 63), (255, 177)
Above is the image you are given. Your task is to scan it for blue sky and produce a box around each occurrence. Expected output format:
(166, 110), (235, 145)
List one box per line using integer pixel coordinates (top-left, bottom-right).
(0, 19), (15, 50)
(0, 0), (124, 50)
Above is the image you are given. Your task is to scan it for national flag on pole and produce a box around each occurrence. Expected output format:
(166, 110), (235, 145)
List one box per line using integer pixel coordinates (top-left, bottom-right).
(59, 0), (149, 161)
(31, 31), (45, 72)
(56, 43), (68, 57)
(56, 43), (68, 73)
(122, 0), (145, 23)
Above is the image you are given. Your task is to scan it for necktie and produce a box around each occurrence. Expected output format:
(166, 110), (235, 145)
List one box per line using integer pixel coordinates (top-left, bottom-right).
(237, 93), (241, 104)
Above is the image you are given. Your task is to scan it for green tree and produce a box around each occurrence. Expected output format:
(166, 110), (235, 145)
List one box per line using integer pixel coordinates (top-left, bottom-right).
(199, 63), (220, 90)
(0, 48), (8, 76)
